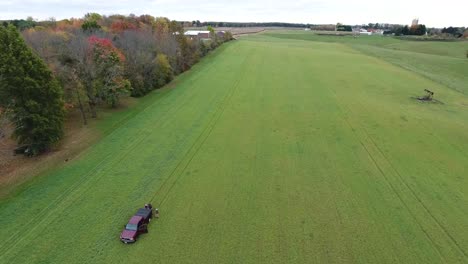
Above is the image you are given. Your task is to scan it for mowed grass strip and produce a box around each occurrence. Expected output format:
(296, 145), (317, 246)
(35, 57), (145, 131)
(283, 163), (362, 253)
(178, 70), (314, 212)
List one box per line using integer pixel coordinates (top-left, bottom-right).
(1, 34), (468, 263)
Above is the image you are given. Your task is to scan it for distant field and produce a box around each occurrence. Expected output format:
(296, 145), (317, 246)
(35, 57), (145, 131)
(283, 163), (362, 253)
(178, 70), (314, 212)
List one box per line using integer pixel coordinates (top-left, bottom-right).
(266, 31), (468, 57)
(265, 31), (468, 95)
(186, 27), (299, 37)
(1, 32), (468, 263)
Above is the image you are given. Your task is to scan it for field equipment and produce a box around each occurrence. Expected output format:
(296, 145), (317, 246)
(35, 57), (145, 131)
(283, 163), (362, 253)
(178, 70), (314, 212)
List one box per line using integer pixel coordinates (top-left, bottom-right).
(418, 89), (434, 101)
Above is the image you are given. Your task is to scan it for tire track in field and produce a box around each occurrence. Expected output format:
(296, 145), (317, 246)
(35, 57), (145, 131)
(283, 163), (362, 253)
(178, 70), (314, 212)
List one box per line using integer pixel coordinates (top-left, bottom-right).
(148, 46), (252, 208)
(364, 123), (468, 260)
(337, 84), (467, 260)
(400, 111), (468, 201)
(346, 83), (468, 259)
(351, 96), (468, 259)
(348, 125), (447, 262)
(348, 47), (468, 256)
(322, 84), (448, 262)
(0, 48), (232, 257)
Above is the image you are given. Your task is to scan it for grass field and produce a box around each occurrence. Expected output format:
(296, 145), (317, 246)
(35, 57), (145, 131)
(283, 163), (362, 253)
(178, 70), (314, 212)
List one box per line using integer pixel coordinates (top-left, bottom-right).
(265, 31), (468, 95)
(1, 32), (468, 263)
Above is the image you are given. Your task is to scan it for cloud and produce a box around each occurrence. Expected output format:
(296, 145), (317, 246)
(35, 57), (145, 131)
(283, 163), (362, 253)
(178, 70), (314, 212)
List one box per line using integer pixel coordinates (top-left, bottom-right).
(0, 0), (466, 27)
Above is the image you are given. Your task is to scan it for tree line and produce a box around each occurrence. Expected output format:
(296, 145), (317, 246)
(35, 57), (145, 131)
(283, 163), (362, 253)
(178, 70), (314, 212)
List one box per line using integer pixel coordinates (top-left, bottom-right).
(385, 24), (427, 36)
(189, 21), (312, 28)
(0, 14), (233, 155)
(440, 27), (467, 38)
(336, 24), (352, 32)
(309, 22), (468, 38)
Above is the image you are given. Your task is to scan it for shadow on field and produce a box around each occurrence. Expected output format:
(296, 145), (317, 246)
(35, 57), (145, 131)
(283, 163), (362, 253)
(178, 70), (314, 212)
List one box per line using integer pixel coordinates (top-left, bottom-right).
(410, 96), (445, 105)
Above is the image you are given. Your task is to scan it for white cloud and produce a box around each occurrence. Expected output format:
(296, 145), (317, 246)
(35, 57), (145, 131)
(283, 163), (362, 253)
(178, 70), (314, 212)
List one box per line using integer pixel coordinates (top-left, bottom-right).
(0, 0), (466, 27)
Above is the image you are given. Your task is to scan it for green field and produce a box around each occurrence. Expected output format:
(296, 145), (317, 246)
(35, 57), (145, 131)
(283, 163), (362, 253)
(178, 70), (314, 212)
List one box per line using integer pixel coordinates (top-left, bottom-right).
(265, 31), (468, 96)
(1, 32), (468, 263)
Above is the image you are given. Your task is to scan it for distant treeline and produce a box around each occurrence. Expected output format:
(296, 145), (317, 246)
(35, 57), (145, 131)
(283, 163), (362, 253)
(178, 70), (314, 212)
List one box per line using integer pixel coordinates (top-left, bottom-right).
(1, 18), (37, 30)
(187, 20), (311, 28)
(2, 19), (313, 30)
(384, 24), (427, 36)
(386, 25), (467, 37)
(440, 27), (467, 38)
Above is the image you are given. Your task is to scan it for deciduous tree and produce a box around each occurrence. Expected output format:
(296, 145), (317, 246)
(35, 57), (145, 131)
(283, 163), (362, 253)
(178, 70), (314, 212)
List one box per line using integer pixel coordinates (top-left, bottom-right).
(89, 36), (129, 107)
(153, 53), (173, 88)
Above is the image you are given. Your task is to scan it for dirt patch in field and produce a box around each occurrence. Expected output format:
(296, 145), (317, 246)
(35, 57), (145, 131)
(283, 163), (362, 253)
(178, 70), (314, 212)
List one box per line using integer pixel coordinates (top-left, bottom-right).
(0, 110), (98, 198)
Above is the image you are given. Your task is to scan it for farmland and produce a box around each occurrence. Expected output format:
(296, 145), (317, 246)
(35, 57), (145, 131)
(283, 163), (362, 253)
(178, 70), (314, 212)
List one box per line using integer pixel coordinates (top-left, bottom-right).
(265, 31), (468, 95)
(1, 31), (468, 263)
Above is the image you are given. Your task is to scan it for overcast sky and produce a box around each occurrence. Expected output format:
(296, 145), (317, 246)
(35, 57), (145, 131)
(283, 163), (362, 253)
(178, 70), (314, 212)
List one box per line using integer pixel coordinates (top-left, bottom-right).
(0, 0), (466, 28)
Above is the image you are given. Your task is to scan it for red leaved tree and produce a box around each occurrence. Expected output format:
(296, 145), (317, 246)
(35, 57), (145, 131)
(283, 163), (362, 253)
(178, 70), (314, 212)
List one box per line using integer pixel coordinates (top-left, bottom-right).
(88, 36), (130, 108)
(110, 20), (138, 33)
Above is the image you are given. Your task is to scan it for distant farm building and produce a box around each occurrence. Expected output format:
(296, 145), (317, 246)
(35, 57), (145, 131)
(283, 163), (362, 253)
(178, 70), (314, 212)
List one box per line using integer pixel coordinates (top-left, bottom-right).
(216, 31), (226, 38)
(184, 30), (211, 40)
(359, 29), (372, 35)
(354, 28), (384, 36)
(367, 28), (384, 35)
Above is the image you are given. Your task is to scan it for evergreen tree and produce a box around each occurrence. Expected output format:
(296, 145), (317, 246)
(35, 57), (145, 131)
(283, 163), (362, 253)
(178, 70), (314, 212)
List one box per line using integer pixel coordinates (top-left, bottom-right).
(0, 24), (65, 155)
(402, 25), (409, 35)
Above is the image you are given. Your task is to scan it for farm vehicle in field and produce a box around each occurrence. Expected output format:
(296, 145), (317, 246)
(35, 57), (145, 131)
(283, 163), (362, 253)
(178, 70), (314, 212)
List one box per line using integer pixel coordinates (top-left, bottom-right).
(120, 204), (158, 244)
(418, 89), (434, 101)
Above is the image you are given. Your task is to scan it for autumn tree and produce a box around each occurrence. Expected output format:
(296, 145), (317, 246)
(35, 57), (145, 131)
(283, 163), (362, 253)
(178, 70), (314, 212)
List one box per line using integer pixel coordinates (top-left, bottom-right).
(207, 26), (215, 34)
(21, 28), (88, 123)
(65, 31), (100, 117)
(115, 29), (156, 96)
(153, 54), (173, 88)
(115, 28), (176, 96)
(21, 26), (88, 125)
(173, 29), (201, 73)
(0, 24), (65, 155)
(88, 36), (129, 107)
(110, 20), (137, 33)
(224, 31), (233, 42)
(158, 21), (179, 66)
(409, 24), (427, 36)
(138, 15), (156, 25)
(154, 17), (171, 36)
